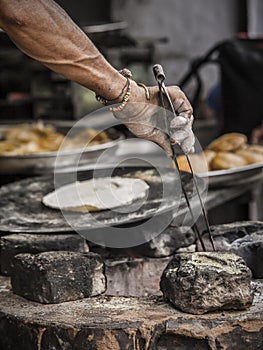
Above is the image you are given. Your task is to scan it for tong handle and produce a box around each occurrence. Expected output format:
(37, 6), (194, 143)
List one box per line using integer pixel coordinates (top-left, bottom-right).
(153, 64), (166, 85)
(153, 64), (177, 118)
(152, 63), (216, 252)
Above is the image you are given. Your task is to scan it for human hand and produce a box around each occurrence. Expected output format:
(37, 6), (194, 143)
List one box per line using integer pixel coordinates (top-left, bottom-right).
(114, 82), (195, 157)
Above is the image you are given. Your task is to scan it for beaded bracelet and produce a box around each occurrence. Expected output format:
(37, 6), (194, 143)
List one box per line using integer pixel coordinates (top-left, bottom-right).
(109, 78), (131, 112)
(95, 78), (129, 106)
(109, 80), (151, 113)
(95, 68), (152, 113)
(96, 68), (133, 106)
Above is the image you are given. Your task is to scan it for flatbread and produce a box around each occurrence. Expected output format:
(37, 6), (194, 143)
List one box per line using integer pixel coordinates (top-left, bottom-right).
(42, 177), (149, 211)
(176, 152), (213, 173)
(236, 149), (263, 164)
(0, 122), (111, 155)
(211, 152), (247, 170)
(207, 133), (247, 152)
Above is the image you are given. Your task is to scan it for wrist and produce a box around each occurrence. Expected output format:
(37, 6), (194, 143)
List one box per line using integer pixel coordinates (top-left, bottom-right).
(129, 80), (148, 103)
(112, 81), (150, 120)
(95, 70), (149, 105)
(95, 67), (153, 119)
(96, 72), (127, 102)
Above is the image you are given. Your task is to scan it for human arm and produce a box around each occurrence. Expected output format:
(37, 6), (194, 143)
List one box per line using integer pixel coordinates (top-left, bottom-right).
(0, 0), (128, 100)
(0, 0), (195, 155)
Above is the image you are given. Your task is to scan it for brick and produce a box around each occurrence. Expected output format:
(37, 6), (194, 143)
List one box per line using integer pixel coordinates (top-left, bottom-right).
(11, 251), (106, 303)
(0, 233), (89, 275)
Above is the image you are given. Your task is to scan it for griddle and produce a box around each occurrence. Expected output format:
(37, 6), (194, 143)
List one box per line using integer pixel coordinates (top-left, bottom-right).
(0, 166), (204, 234)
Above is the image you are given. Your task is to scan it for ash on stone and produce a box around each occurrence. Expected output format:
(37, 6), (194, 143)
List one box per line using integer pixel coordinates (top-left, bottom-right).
(160, 252), (253, 314)
(0, 233), (89, 276)
(11, 251), (106, 304)
(131, 226), (195, 258)
(90, 226), (195, 259)
(197, 221), (263, 279)
(198, 221), (263, 251)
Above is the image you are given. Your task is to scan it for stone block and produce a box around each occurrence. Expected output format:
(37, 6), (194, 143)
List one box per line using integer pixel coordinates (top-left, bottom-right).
(230, 233), (263, 279)
(0, 233), (89, 276)
(198, 221), (263, 251)
(129, 225), (195, 258)
(160, 252), (253, 314)
(197, 221), (263, 278)
(11, 251), (106, 303)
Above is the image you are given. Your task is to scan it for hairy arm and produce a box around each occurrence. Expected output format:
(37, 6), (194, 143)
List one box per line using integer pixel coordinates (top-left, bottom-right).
(0, 0), (195, 155)
(0, 0), (128, 100)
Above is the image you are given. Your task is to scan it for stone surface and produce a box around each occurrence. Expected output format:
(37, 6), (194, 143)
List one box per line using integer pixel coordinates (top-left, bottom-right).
(198, 221), (263, 251)
(90, 225), (194, 297)
(127, 225), (195, 258)
(0, 233), (89, 276)
(11, 251), (106, 303)
(0, 276), (262, 350)
(105, 256), (171, 297)
(230, 233), (263, 279)
(160, 252), (253, 315)
(89, 225), (195, 258)
(198, 221), (263, 279)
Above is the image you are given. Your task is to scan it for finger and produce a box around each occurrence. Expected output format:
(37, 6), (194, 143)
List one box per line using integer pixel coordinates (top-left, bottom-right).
(180, 132), (196, 154)
(125, 121), (155, 138)
(190, 146), (195, 154)
(170, 116), (188, 129)
(170, 128), (195, 154)
(144, 128), (173, 157)
(126, 122), (173, 157)
(189, 115), (194, 126)
(170, 129), (189, 144)
(172, 92), (193, 120)
(252, 129), (263, 144)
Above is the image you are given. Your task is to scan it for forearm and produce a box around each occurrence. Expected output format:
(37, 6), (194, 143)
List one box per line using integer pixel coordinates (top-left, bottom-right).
(0, 0), (195, 155)
(0, 0), (126, 99)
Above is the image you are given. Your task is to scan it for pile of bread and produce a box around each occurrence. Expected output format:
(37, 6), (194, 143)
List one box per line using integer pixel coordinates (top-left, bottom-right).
(0, 122), (110, 156)
(177, 133), (263, 173)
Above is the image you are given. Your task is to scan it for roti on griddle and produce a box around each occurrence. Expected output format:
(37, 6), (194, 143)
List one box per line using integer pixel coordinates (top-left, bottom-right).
(42, 177), (149, 212)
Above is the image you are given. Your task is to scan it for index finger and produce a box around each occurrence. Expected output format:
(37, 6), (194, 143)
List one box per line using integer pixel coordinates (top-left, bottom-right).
(169, 87), (193, 119)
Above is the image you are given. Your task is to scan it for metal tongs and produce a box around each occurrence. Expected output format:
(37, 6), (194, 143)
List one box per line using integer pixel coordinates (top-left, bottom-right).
(153, 64), (215, 252)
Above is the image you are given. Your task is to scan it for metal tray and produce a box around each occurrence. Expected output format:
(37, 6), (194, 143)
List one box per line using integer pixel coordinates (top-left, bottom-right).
(0, 121), (123, 175)
(198, 161), (263, 187)
(0, 166), (205, 234)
